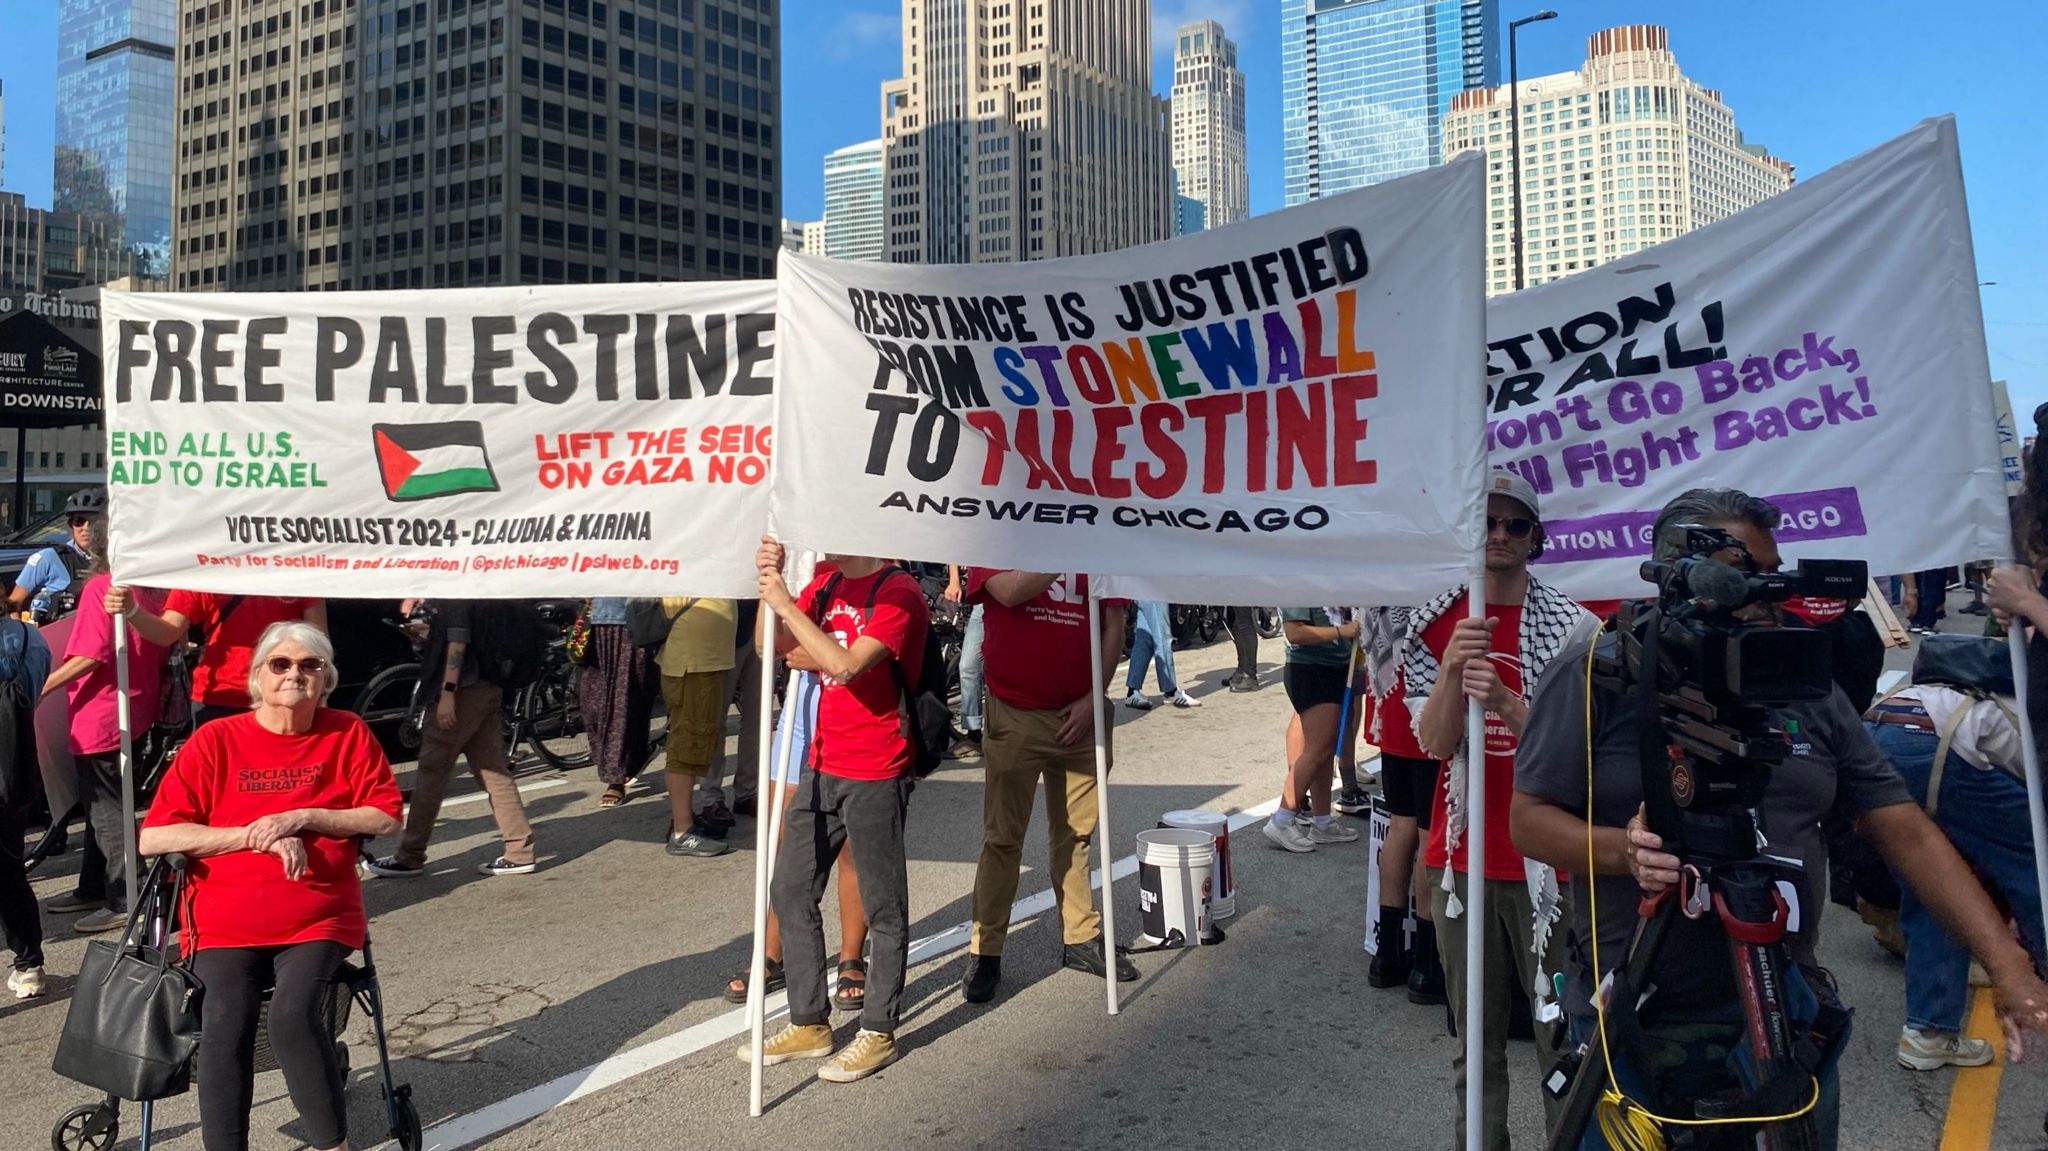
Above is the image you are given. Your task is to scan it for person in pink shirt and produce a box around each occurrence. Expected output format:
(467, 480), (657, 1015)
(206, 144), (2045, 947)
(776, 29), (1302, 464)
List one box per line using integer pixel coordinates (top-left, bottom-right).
(36, 519), (164, 934)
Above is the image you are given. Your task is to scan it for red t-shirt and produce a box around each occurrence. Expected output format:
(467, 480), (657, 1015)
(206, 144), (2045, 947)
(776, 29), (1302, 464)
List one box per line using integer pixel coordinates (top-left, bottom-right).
(1376, 672), (1429, 760)
(795, 567), (929, 781)
(143, 709), (401, 951)
(164, 592), (320, 708)
(966, 570), (1114, 711)
(1421, 595), (1529, 881)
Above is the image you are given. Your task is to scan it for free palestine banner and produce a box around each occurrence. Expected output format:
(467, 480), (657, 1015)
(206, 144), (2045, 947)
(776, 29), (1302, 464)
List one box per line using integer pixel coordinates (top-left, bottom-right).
(1494, 115), (2008, 598)
(775, 155), (1488, 605)
(102, 281), (775, 597)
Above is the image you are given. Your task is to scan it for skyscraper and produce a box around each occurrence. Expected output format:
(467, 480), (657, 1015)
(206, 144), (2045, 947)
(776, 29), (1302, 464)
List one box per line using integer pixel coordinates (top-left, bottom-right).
(55, 0), (176, 281)
(172, 0), (779, 292)
(881, 0), (1171, 263)
(1444, 25), (1793, 294)
(1282, 0), (1497, 205)
(1170, 20), (1247, 230)
(822, 138), (884, 261)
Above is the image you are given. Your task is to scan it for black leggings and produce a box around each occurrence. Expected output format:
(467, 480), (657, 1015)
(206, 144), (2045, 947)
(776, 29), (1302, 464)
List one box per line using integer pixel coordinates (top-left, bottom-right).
(192, 941), (350, 1151)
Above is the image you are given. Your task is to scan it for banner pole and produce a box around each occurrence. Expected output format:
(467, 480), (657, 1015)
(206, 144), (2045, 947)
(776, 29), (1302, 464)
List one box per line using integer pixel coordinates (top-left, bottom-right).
(1335, 637), (1362, 779)
(1086, 589), (1119, 1016)
(2006, 622), (2048, 976)
(745, 609), (781, 1118)
(1462, 573), (1487, 1151)
(113, 610), (139, 919)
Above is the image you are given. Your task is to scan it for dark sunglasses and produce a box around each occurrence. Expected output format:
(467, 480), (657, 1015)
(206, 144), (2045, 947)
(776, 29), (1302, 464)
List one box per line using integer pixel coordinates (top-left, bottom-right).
(264, 657), (328, 676)
(1486, 516), (1536, 539)
(67, 515), (92, 527)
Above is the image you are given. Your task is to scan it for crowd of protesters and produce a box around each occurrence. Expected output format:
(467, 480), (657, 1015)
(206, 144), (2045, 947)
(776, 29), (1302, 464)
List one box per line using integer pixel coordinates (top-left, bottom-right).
(7, 473), (2048, 1150)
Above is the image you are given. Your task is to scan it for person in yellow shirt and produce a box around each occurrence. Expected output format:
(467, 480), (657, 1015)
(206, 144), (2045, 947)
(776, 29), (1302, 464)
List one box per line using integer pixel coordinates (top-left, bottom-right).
(657, 597), (738, 858)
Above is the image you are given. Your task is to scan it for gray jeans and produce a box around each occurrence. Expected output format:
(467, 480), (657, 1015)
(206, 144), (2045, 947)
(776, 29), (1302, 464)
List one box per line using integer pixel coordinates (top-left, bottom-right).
(771, 770), (911, 1034)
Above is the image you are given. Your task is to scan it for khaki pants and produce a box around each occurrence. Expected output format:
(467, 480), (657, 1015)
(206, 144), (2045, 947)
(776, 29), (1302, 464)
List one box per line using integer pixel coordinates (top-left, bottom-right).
(398, 683), (535, 867)
(1428, 866), (1564, 1151)
(970, 694), (1111, 955)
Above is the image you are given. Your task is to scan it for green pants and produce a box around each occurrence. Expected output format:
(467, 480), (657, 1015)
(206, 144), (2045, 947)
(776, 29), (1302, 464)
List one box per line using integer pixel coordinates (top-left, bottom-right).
(1429, 866), (1565, 1151)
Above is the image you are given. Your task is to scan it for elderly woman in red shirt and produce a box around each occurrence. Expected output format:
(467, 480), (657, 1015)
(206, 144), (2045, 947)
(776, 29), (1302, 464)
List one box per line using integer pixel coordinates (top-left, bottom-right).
(140, 620), (402, 1151)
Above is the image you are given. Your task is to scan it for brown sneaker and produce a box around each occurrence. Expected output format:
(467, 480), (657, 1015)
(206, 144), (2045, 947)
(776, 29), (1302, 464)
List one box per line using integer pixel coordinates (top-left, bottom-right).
(733, 1023), (835, 1066)
(816, 1029), (898, 1083)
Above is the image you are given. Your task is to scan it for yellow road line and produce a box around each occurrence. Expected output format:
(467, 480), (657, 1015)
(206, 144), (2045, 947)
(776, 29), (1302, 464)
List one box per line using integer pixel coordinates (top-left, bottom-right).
(1938, 989), (2006, 1151)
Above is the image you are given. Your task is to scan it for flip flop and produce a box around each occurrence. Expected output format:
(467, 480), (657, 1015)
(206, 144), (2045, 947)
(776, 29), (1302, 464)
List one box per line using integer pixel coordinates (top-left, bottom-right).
(724, 958), (785, 1004)
(598, 786), (627, 808)
(832, 959), (867, 1013)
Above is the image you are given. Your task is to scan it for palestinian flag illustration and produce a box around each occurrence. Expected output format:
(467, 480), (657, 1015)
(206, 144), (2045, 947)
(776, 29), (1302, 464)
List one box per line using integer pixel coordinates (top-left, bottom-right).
(372, 421), (501, 502)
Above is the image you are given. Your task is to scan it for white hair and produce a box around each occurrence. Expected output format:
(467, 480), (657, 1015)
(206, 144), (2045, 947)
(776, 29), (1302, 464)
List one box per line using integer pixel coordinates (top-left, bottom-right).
(248, 620), (340, 705)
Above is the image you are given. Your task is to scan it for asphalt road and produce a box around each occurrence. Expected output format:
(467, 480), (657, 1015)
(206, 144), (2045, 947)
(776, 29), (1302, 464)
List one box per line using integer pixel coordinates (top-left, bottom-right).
(4, 603), (2045, 1151)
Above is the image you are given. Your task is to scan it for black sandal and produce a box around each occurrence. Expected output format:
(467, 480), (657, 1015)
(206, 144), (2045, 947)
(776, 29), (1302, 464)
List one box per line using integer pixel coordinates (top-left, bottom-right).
(723, 958), (785, 1004)
(832, 959), (867, 1012)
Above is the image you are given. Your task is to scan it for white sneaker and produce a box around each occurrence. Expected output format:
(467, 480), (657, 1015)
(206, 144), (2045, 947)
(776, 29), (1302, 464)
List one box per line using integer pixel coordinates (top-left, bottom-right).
(1169, 691), (1201, 709)
(1898, 1027), (1994, 1071)
(1309, 821), (1361, 844)
(7, 966), (44, 999)
(1122, 692), (1156, 711)
(1263, 819), (1316, 853)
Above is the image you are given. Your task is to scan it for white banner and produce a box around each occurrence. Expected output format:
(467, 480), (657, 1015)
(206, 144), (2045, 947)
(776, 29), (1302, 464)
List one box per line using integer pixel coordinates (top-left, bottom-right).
(774, 156), (1488, 606)
(1994, 380), (2023, 499)
(1491, 116), (2006, 598)
(103, 282), (775, 597)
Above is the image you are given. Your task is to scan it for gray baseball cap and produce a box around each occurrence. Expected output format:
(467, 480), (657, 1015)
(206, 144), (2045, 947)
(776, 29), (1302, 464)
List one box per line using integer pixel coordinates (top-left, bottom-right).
(1486, 469), (1540, 520)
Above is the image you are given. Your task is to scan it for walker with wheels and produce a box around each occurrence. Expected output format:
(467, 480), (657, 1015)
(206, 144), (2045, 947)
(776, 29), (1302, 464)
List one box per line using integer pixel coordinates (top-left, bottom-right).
(50, 852), (423, 1151)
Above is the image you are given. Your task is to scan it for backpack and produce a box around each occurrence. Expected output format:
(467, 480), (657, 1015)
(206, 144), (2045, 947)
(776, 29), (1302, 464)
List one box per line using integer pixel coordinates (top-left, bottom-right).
(472, 601), (549, 690)
(813, 567), (950, 778)
(624, 597), (692, 650)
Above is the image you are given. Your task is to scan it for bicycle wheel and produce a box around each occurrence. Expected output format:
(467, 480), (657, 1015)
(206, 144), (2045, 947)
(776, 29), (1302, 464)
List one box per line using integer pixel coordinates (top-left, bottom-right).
(353, 663), (425, 760)
(1256, 607), (1282, 640)
(516, 664), (589, 770)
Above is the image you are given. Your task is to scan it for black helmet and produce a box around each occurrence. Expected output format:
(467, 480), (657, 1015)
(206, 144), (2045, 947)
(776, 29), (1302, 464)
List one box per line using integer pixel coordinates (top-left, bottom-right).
(63, 487), (107, 516)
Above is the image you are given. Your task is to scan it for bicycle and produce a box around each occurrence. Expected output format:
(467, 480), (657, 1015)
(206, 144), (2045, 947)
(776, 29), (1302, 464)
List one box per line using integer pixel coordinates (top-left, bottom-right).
(347, 603), (590, 773)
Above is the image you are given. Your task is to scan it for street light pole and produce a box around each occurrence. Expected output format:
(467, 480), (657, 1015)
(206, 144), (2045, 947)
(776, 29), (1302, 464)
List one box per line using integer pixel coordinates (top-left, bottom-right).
(1509, 10), (1558, 292)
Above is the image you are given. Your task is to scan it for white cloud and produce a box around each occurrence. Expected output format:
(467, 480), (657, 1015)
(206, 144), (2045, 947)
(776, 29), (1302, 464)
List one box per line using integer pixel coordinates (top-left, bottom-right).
(829, 10), (901, 62)
(1151, 0), (1254, 59)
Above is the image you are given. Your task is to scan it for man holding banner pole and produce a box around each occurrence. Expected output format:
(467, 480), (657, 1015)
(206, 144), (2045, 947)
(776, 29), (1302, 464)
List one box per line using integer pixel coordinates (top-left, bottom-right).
(1407, 471), (1592, 1151)
(960, 570), (1134, 1005)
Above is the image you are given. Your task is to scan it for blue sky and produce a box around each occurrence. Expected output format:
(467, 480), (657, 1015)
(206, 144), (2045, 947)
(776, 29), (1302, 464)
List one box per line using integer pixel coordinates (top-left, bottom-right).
(2, 1), (2041, 409)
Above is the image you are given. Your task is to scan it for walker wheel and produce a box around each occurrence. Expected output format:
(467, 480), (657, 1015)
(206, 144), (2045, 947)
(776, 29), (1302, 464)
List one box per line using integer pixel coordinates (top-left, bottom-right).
(393, 1086), (423, 1151)
(51, 1104), (117, 1151)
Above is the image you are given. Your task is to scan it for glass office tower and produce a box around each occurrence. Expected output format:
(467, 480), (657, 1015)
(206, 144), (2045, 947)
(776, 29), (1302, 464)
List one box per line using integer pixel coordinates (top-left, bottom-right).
(1282, 0), (1497, 204)
(54, 0), (176, 280)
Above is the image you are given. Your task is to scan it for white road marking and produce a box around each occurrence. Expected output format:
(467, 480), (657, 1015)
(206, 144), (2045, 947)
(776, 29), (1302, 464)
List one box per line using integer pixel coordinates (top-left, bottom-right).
(431, 777), (567, 810)
(389, 796), (1286, 1150)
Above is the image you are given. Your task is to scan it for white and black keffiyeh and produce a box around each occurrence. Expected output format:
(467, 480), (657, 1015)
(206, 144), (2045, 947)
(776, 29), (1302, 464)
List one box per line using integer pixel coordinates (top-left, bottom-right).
(1360, 607), (1412, 743)
(1398, 576), (1592, 967)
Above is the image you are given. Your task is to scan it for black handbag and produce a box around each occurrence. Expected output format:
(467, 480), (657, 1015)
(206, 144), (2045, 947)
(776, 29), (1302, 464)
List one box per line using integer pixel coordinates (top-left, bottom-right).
(52, 859), (204, 1102)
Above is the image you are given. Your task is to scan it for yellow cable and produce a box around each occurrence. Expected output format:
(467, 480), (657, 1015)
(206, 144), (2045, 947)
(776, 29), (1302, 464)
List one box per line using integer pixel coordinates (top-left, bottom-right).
(1578, 629), (1820, 1151)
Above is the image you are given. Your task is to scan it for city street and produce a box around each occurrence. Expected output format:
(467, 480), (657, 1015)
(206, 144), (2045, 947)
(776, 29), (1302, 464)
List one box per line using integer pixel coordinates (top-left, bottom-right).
(2, 619), (2043, 1151)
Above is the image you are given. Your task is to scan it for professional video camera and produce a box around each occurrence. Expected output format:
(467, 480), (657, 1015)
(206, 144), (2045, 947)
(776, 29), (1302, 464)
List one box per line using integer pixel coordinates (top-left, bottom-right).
(1594, 526), (1866, 860)
(1549, 529), (1868, 1151)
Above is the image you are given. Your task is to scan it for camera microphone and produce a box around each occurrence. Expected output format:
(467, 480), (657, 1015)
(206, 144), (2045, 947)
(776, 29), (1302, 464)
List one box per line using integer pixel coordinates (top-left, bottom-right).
(1682, 558), (1751, 613)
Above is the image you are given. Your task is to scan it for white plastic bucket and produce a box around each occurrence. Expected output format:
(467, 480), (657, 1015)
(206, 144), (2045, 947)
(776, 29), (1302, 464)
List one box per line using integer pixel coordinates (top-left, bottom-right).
(1159, 809), (1234, 920)
(1136, 827), (1216, 947)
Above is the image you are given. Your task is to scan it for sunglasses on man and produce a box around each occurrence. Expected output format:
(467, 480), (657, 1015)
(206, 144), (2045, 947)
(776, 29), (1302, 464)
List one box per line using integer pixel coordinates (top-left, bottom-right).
(1486, 515), (1536, 539)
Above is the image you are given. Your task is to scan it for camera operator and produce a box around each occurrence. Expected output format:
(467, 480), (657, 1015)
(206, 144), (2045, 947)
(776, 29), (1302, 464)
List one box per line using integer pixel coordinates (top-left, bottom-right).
(1512, 488), (2048, 1150)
